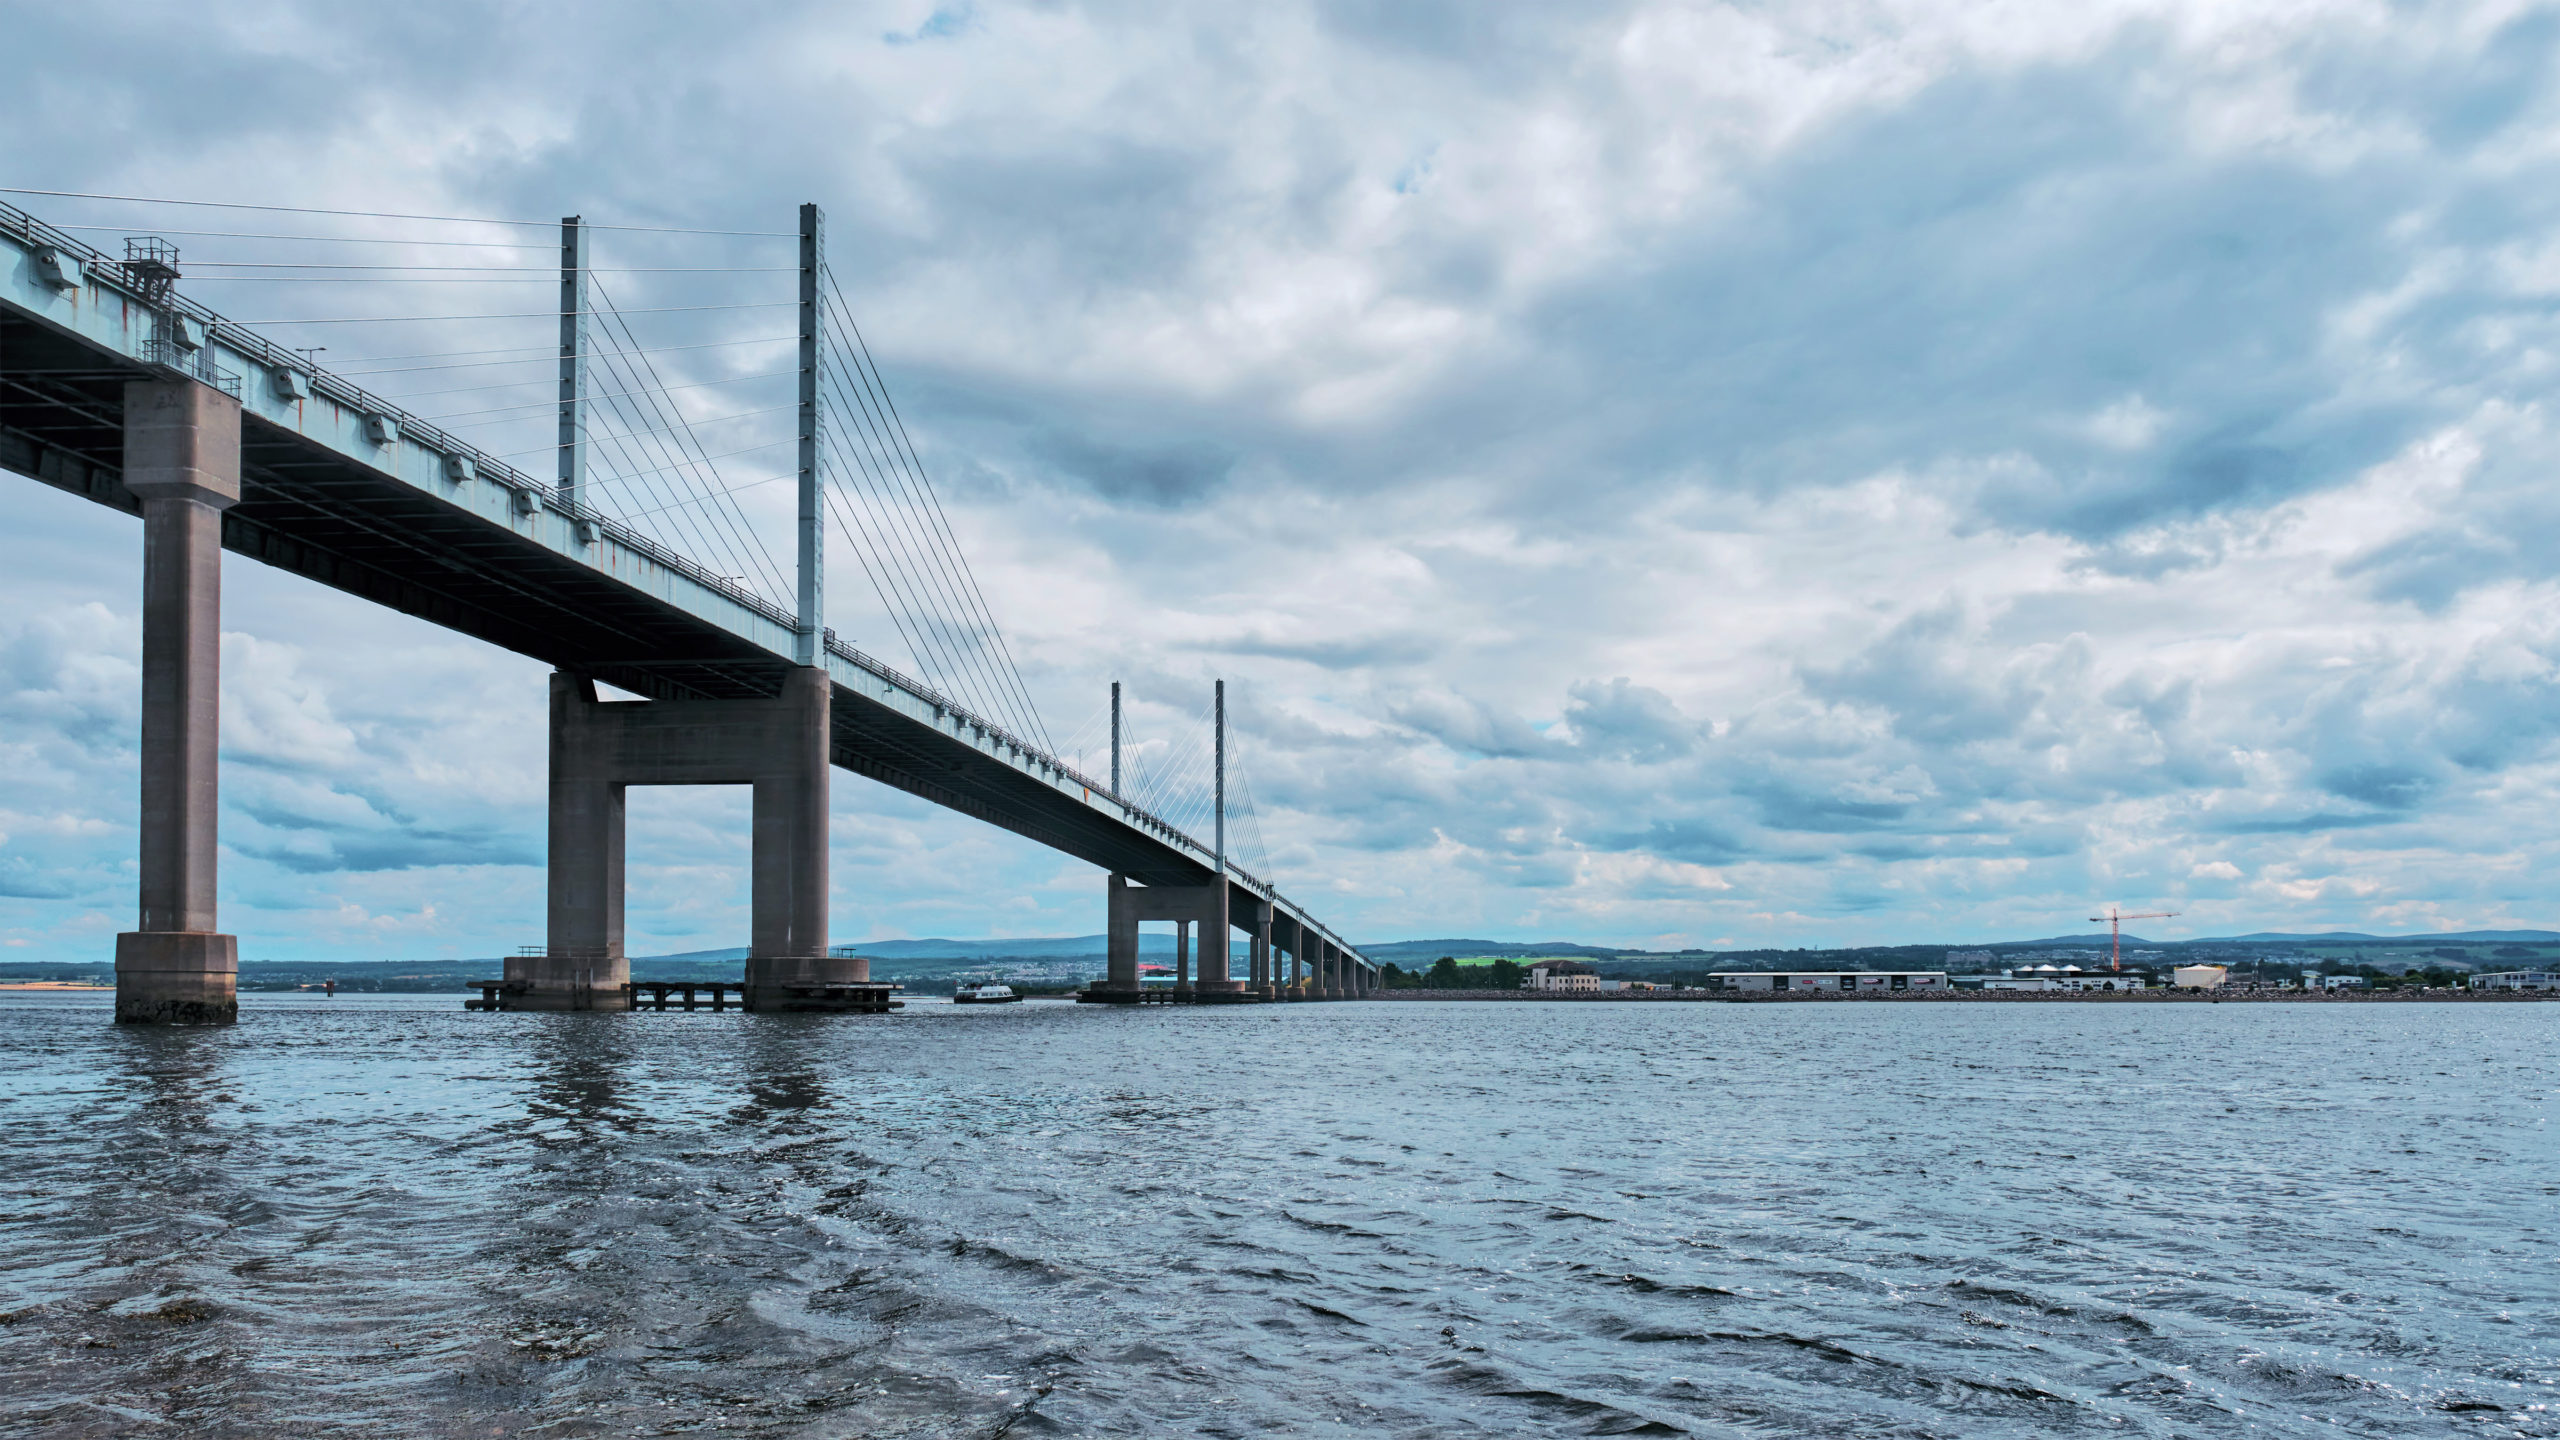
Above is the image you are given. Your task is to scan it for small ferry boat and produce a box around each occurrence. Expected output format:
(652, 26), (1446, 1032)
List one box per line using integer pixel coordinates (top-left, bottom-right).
(952, 982), (1022, 1005)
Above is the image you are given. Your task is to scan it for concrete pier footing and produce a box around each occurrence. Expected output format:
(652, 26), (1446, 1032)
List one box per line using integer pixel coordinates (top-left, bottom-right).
(115, 380), (242, 1025)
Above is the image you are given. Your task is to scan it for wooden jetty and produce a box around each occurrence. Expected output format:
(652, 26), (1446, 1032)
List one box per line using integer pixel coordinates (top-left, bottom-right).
(465, 979), (903, 1014)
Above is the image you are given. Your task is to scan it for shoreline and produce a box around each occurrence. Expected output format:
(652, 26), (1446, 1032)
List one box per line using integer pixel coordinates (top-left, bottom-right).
(1372, 987), (2552, 1003)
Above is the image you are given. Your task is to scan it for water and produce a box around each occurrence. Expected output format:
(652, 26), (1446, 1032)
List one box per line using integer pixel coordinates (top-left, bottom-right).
(1, 993), (2552, 1438)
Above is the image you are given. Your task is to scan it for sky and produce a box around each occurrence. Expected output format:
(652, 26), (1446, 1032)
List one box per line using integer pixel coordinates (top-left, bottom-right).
(6, 0), (2560, 962)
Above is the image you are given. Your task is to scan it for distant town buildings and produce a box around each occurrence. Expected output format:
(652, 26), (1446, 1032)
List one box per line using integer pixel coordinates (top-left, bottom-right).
(2474, 971), (2560, 990)
(1972, 966), (2151, 992)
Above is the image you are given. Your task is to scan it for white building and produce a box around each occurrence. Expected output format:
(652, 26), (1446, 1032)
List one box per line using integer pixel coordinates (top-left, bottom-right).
(2171, 965), (2228, 989)
(1709, 971), (1946, 993)
(1524, 960), (1601, 993)
(2473, 971), (2560, 990)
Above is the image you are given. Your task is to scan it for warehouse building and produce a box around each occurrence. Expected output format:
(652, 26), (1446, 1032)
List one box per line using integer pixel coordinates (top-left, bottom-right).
(1707, 971), (1946, 993)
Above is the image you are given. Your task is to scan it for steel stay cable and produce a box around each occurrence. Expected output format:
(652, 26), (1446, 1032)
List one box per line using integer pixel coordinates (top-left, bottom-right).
(1133, 700), (1217, 828)
(816, 372), (1029, 740)
(815, 377), (1019, 725)
(437, 400), (794, 436)
(576, 301), (778, 598)
(179, 262), (794, 272)
(576, 419), (723, 586)
(820, 451), (976, 711)
(812, 303), (1046, 750)
(582, 391), (743, 588)
(220, 302), (796, 324)
(487, 434), (793, 467)
(820, 390), (1031, 740)
(418, 367), (795, 422)
(583, 309), (789, 602)
(32, 222), (557, 248)
(816, 302), (1036, 745)
(825, 275), (1050, 750)
(588, 276), (792, 607)
(821, 282), (1051, 749)
(816, 477), (935, 698)
(0, 188), (795, 235)
(585, 382), (777, 600)
(819, 442), (1007, 726)
(607, 471), (797, 525)
(335, 334), (797, 372)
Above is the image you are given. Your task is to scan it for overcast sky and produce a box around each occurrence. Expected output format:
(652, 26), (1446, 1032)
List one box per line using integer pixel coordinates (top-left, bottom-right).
(8, 0), (2560, 962)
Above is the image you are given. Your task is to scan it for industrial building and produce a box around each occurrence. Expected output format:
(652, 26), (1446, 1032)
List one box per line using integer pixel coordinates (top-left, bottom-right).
(1706, 971), (1947, 993)
(2473, 971), (2560, 990)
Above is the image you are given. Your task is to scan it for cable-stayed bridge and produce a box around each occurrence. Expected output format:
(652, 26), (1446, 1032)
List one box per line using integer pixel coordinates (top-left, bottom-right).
(0, 193), (1375, 1021)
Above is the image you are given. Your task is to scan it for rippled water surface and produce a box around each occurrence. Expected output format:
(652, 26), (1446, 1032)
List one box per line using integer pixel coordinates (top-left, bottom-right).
(1, 993), (2553, 1437)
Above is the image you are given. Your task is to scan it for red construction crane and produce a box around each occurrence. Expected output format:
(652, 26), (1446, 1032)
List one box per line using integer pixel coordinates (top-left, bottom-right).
(2089, 908), (2179, 972)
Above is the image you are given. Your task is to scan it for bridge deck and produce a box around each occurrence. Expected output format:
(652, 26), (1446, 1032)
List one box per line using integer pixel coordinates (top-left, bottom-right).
(0, 203), (1366, 973)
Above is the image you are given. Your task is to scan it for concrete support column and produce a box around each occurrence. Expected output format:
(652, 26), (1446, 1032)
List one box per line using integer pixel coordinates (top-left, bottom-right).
(742, 666), (846, 1007)
(1196, 880), (1238, 994)
(115, 380), (242, 1025)
(1174, 920), (1193, 995)
(1103, 874), (1139, 993)
(531, 674), (629, 1009)
(1322, 942), (1341, 1000)
(1252, 902), (1274, 1000)
(1100, 871), (1141, 994)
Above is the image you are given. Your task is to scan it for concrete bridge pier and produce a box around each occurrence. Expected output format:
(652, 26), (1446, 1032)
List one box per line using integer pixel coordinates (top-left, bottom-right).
(529, 667), (835, 1011)
(114, 380), (243, 1025)
(1097, 877), (1230, 1001)
(1104, 874), (1140, 994)
(1278, 918), (1305, 999)
(1321, 940), (1342, 1000)
(1251, 901), (1275, 1000)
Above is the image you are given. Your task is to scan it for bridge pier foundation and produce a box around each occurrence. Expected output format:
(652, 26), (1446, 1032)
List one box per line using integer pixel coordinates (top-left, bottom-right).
(525, 666), (834, 1011)
(115, 380), (242, 1025)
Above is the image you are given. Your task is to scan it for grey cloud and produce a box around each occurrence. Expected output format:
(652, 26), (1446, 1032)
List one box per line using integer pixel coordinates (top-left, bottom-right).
(1382, 688), (1554, 759)
(1562, 678), (1696, 763)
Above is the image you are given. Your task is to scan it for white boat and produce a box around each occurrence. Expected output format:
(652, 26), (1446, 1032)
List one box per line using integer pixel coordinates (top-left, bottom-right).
(952, 983), (1021, 1005)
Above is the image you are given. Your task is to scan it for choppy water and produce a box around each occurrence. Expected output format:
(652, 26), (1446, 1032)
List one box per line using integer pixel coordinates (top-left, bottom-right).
(1, 992), (2552, 1438)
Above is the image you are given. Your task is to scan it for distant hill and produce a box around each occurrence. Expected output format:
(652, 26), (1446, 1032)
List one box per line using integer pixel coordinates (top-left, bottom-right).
(1359, 939), (1627, 962)
(2216, 930), (2560, 944)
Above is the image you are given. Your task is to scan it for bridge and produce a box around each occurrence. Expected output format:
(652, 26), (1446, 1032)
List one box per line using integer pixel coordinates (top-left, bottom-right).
(0, 195), (1377, 1021)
